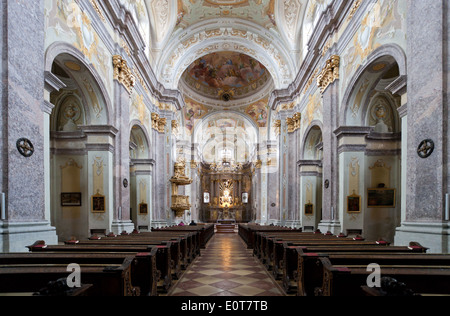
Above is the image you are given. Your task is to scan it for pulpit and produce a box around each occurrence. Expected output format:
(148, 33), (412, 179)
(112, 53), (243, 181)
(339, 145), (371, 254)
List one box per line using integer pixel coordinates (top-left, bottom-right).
(170, 159), (193, 217)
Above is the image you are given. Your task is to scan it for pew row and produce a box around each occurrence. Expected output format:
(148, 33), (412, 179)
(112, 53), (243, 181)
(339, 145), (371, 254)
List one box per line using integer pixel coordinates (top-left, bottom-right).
(0, 253), (140, 296)
(316, 254), (450, 296)
(27, 241), (165, 295)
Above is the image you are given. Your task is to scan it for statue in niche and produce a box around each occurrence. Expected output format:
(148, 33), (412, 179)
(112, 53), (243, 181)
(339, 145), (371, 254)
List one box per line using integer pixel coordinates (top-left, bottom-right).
(61, 102), (82, 132)
(370, 98), (393, 133)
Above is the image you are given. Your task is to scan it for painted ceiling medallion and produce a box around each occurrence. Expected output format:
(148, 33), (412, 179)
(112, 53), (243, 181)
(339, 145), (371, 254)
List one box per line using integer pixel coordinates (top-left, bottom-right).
(204, 0), (249, 7)
(183, 52), (269, 101)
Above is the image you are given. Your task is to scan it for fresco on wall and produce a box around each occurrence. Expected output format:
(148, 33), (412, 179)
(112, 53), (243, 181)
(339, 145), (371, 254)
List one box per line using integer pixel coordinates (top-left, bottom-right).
(341, 0), (406, 96)
(45, 0), (112, 95)
(245, 98), (269, 128)
(183, 97), (210, 134)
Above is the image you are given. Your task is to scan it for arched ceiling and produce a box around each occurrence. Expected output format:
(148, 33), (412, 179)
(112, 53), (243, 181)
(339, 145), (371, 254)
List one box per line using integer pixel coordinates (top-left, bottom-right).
(180, 51), (273, 104)
(193, 111), (258, 164)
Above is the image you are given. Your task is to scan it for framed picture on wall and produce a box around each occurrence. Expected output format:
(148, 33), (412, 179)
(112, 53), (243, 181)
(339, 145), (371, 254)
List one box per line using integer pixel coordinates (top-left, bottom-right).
(305, 203), (314, 216)
(242, 193), (249, 204)
(92, 194), (106, 213)
(367, 188), (396, 208)
(347, 194), (361, 213)
(61, 193), (82, 207)
(204, 192), (210, 204)
(139, 203), (148, 215)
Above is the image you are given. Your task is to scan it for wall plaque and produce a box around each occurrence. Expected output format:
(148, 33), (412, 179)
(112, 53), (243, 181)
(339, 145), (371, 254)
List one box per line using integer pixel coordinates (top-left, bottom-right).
(16, 138), (34, 157)
(417, 139), (434, 158)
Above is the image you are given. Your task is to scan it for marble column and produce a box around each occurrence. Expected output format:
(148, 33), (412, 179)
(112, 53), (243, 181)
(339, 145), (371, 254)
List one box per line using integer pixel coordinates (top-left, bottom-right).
(111, 79), (133, 234)
(287, 116), (300, 228)
(0, 0), (58, 252)
(394, 0), (450, 253)
(265, 140), (279, 224)
(278, 111), (291, 226)
(318, 80), (341, 234)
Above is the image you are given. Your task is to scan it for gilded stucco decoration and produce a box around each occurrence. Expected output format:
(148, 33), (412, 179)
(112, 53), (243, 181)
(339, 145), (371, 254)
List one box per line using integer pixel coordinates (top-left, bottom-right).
(113, 55), (136, 94)
(317, 55), (340, 94)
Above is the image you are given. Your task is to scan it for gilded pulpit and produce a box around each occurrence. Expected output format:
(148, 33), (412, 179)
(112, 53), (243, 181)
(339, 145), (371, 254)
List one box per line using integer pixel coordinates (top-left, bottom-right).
(170, 158), (193, 217)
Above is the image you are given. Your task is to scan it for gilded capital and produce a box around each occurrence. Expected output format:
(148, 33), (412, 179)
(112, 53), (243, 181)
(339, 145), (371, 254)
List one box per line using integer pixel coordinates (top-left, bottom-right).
(317, 55), (340, 94)
(113, 55), (136, 94)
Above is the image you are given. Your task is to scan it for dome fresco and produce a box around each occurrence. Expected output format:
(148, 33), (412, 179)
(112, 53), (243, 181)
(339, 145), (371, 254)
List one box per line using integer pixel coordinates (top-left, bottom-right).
(182, 52), (271, 101)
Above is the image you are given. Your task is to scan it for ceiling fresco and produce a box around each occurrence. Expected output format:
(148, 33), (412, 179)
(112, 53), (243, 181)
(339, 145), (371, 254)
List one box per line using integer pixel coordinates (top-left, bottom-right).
(181, 52), (271, 102)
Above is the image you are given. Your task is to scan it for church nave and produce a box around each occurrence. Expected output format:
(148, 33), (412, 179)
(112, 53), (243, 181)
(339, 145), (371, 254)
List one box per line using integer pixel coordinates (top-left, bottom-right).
(168, 233), (285, 297)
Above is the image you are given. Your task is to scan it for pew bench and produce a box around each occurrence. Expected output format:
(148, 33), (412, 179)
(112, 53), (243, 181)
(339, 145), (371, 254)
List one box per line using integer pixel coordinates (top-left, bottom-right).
(68, 236), (183, 281)
(28, 241), (170, 294)
(293, 243), (429, 296)
(316, 256), (450, 296)
(0, 255), (139, 296)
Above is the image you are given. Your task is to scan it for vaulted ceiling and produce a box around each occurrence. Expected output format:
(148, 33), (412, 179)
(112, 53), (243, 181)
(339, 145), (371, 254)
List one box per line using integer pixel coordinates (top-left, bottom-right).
(118, 0), (332, 163)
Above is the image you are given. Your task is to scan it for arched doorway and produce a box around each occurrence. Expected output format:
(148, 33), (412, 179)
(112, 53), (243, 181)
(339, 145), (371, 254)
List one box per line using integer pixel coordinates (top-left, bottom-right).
(48, 52), (112, 241)
(299, 123), (323, 232)
(340, 51), (404, 242)
(129, 123), (152, 231)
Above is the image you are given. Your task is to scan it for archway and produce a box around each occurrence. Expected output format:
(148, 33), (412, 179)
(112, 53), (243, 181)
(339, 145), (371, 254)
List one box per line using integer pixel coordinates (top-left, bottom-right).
(48, 52), (112, 241)
(340, 50), (404, 242)
(299, 123), (323, 231)
(129, 123), (152, 231)
(193, 111), (258, 223)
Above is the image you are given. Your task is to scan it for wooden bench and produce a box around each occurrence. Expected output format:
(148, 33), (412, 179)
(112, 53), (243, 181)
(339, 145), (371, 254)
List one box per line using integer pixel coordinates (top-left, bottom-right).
(294, 242), (428, 296)
(83, 234), (186, 280)
(0, 253), (139, 296)
(28, 241), (169, 294)
(238, 224), (299, 250)
(152, 224), (215, 249)
(316, 254), (450, 296)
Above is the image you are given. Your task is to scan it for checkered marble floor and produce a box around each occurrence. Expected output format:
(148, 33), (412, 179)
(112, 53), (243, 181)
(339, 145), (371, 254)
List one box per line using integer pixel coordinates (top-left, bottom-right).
(168, 233), (285, 297)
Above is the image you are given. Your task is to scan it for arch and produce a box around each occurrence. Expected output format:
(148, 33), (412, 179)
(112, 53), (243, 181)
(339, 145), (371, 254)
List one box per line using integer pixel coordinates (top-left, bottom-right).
(340, 44), (407, 126)
(45, 42), (113, 126)
(301, 120), (323, 160)
(193, 111), (259, 164)
(157, 19), (295, 90)
(129, 120), (152, 160)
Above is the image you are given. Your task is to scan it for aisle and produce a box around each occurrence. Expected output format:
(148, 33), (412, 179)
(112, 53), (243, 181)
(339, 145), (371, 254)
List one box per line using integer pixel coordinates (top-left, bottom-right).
(168, 233), (285, 297)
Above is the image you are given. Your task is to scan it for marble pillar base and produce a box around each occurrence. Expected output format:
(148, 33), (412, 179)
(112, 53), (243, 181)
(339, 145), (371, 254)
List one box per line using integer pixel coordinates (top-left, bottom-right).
(317, 220), (342, 235)
(0, 221), (58, 253)
(111, 220), (135, 235)
(394, 222), (450, 254)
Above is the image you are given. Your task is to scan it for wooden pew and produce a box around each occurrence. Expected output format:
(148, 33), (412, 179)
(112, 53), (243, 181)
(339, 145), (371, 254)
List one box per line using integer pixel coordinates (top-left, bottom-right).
(0, 253), (140, 296)
(152, 224), (215, 250)
(238, 224), (298, 250)
(28, 241), (169, 294)
(132, 231), (198, 264)
(258, 232), (346, 271)
(294, 242), (428, 296)
(69, 235), (184, 281)
(278, 239), (391, 292)
(315, 254), (450, 296)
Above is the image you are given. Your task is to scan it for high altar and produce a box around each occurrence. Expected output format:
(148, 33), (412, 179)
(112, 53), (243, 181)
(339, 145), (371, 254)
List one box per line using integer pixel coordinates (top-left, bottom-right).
(199, 160), (253, 223)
